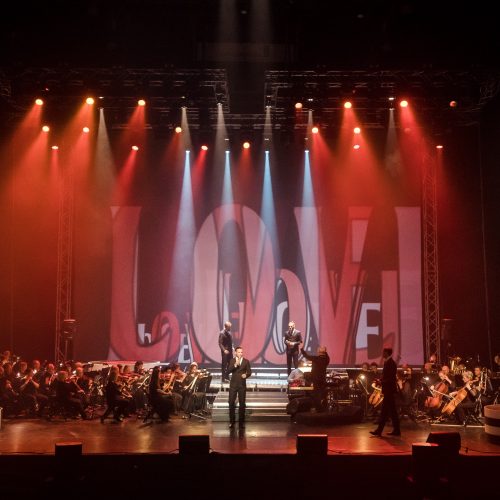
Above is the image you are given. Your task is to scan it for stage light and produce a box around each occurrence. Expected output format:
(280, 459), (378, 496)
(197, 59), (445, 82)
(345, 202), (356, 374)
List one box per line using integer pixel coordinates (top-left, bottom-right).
(360, 374), (365, 380)
(399, 100), (409, 108)
(295, 102), (303, 109)
(42, 125), (50, 132)
(201, 145), (208, 151)
(82, 126), (90, 133)
(243, 141), (250, 149)
(353, 144), (360, 150)
(51, 145), (59, 150)
(311, 126), (319, 134)
(436, 144), (444, 149)
(86, 97), (95, 105)
(35, 98), (44, 106)
(353, 127), (361, 134)
(175, 126), (182, 134)
(344, 101), (352, 109)
(449, 100), (457, 108)
(131, 145), (139, 151)
(138, 99), (146, 106)
(388, 97), (395, 101)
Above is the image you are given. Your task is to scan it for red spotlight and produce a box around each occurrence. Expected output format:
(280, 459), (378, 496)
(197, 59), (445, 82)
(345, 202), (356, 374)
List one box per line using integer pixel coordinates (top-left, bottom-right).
(175, 126), (182, 134)
(42, 125), (50, 133)
(311, 126), (319, 134)
(201, 145), (208, 151)
(86, 97), (95, 105)
(353, 144), (361, 150)
(353, 127), (361, 134)
(449, 100), (457, 108)
(138, 99), (146, 106)
(399, 100), (409, 108)
(436, 144), (444, 149)
(82, 126), (90, 133)
(35, 98), (44, 106)
(243, 141), (250, 149)
(131, 145), (139, 151)
(295, 102), (303, 110)
(51, 145), (59, 150)
(344, 101), (352, 109)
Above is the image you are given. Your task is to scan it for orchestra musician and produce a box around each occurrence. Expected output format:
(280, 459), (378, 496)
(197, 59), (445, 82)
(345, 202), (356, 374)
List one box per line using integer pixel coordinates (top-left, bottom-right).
(300, 346), (330, 412)
(472, 365), (495, 412)
(160, 366), (183, 414)
(52, 370), (89, 419)
(449, 370), (479, 425)
(148, 365), (173, 422)
(19, 367), (48, 416)
(100, 367), (131, 423)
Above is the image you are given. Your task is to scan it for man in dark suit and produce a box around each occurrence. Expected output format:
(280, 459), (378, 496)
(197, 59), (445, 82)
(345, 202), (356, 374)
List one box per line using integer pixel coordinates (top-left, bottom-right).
(228, 346), (252, 428)
(218, 321), (233, 383)
(300, 345), (330, 412)
(370, 347), (401, 436)
(284, 321), (303, 375)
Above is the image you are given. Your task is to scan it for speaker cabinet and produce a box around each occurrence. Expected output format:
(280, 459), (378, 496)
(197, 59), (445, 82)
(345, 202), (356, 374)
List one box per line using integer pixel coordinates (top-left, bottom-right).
(296, 434), (328, 456)
(179, 435), (210, 455)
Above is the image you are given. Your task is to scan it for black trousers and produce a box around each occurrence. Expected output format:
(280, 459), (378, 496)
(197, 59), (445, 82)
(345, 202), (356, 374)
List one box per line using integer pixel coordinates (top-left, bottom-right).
(228, 384), (246, 423)
(376, 391), (400, 432)
(221, 351), (232, 380)
(286, 350), (299, 375)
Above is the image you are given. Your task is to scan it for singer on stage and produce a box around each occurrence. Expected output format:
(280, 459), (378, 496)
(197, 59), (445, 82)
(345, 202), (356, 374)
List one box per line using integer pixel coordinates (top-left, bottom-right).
(284, 321), (303, 375)
(228, 346), (252, 428)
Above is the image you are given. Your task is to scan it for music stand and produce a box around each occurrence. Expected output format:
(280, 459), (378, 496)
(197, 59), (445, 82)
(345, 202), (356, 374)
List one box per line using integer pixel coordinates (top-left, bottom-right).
(187, 374), (212, 420)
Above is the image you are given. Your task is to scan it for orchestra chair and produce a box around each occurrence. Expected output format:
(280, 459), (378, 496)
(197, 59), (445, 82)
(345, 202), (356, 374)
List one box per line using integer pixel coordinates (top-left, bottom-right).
(46, 395), (78, 421)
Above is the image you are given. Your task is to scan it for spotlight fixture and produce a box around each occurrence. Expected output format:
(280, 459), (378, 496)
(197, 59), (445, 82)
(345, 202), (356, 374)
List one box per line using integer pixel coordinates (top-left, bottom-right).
(82, 126), (90, 133)
(243, 141), (250, 149)
(449, 100), (457, 108)
(311, 126), (319, 134)
(399, 100), (409, 108)
(51, 145), (59, 150)
(138, 99), (146, 106)
(42, 125), (50, 132)
(436, 145), (444, 149)
(295, 102), (303, 110)
(353, 144), (361, 150)
(86, 97), (95, 105)
(201, 145), (208, 151)
(175, 126), (182, 134)
(35, 98), (44, 106)
(344, 101), (352, 109)
(131, 145), (139, 151)
(388, 97), (395, 101)
(353, 127), (361, 134)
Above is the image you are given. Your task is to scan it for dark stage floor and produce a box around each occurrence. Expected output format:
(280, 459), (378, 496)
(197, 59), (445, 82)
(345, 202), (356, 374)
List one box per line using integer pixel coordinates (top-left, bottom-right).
(0, 414), (497, 456)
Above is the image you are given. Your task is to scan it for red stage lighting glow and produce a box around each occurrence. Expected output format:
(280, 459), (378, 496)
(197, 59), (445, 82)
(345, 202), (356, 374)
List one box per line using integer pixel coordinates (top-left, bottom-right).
(243, 141), (250, 149)
(295, 102), (303, 109)
(175, 126), (182, 134)
(449, 100), (457, 108)
(353, 127), (361, 134)
(51, 145), (59, 150)
(344, 101), (352, 109)
(131, 145), (139, 151)
(42, 125), (50, 132)
(138, 99), (146, 106)
(311, 126), (319, 134)
(400, 100), (409, 108)
(35, 98), (44, 106)
(201, 145), (208, 151)
(353, 144), (360, 150)
(82, 126), (90, 133)
(86, 97), (95, 105)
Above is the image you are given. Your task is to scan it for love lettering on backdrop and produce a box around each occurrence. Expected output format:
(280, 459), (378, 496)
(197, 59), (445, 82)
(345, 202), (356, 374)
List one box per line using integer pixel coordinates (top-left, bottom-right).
(107, 201), (423, 367)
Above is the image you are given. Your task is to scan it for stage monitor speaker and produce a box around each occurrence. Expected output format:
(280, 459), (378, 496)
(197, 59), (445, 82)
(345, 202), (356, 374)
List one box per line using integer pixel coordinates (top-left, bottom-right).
(179, 435), (210, 455)
(55, 441), (82, 458)
(426, 431), (461, 456)
(296, 434), (328, 456)
(367, 334), (382, 359)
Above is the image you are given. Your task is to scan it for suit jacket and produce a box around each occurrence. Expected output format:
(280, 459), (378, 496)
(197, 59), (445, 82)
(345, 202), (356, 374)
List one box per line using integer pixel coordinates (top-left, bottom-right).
(300, 349), (330, 388)
(284, 329), (302, 354)
(228, 357), (252, 388)
(381, 356), (398, 395)
(218, 330), (233, 353)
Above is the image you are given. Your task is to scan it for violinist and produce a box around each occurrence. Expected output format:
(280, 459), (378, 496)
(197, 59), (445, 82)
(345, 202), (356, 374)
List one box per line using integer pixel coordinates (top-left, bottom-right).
(449, 370), (479, 425)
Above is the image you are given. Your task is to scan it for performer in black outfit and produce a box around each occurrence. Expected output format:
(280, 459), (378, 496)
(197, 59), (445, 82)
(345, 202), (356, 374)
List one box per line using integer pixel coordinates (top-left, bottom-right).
(100, 368), (130, 423)
(284, 321), (303, 375)
(300, 345), (330, 412)
(228, 346), (252, 428)
(148, 366), (173, 422)
(370, 347), (401, 436)
(218, 321), (233, 383)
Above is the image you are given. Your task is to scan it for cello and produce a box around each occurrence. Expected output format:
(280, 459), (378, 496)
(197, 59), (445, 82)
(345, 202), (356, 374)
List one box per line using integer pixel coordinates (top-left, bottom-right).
(424, 376), (450, 409)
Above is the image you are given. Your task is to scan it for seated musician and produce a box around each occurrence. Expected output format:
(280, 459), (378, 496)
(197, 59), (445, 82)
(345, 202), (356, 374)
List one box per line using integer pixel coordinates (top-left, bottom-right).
(288, 366), (305, 387)
(133, 360), (145, 376)
(100, 367), (131, 423)
(472, 365), (495, 411)
(449, 370), (479, 425)
(19, 367), (49, 417)
(425, 366), (455, 419)
(52, 370), (88, 419)
(72, 367), (91, 408)
(148, 365), (173, 422)
(396, 366), (413, 417)
(180, 362), (202, 412)
(0, 365), (20, 416)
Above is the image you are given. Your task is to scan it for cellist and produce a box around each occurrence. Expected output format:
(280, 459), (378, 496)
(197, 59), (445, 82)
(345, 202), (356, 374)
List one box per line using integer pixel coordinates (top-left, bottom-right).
(426, 365), (455, 419)
(448, 370), (479, 425)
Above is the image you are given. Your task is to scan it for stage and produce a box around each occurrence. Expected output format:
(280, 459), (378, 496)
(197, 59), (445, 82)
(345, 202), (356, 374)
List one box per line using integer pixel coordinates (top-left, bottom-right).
(1, 415), (499, 499)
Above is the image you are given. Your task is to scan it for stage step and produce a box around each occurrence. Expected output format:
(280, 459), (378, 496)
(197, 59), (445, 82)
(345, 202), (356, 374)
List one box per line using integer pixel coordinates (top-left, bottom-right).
(210, 389), (290, 421)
